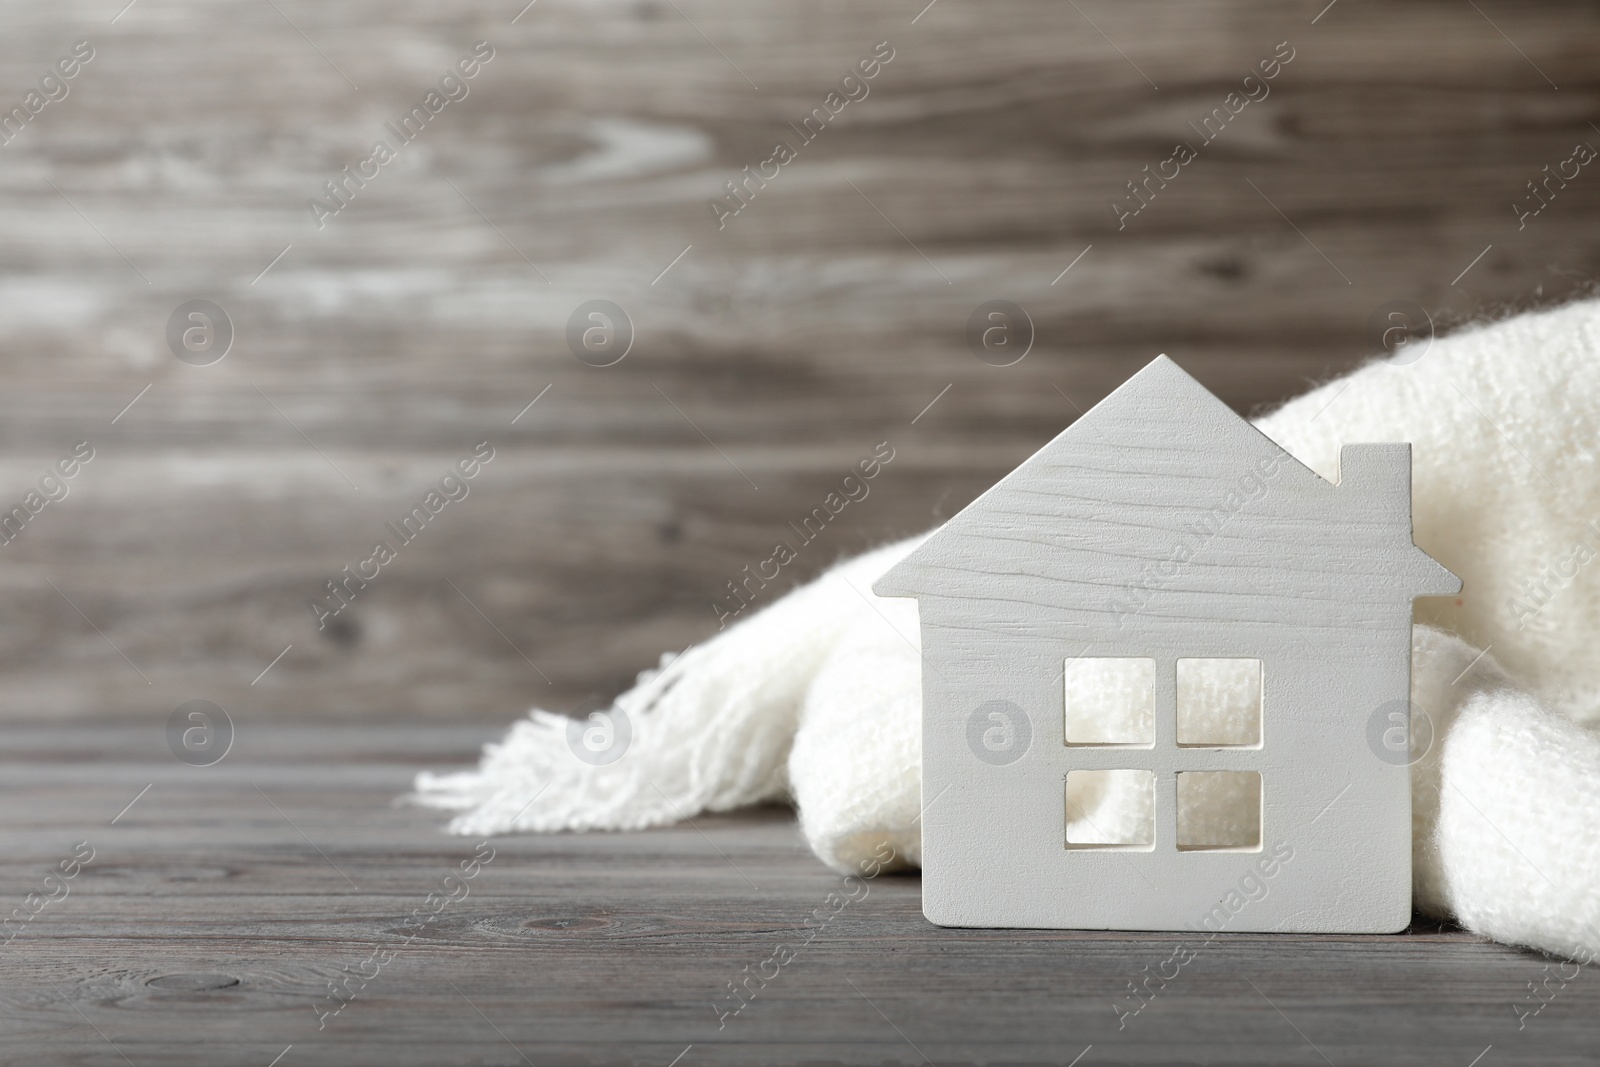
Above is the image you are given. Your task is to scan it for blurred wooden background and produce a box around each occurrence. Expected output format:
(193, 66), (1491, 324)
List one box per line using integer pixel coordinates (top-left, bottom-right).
(1, 0), (1598, 723)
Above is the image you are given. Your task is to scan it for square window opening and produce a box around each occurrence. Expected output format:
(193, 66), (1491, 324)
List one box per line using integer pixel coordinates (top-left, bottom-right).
(1176, 771), (1262, 851)
(1176, 658), (1262, 747)
(1065, 769), (1155, 850)
(1064, 657), (1155, 746)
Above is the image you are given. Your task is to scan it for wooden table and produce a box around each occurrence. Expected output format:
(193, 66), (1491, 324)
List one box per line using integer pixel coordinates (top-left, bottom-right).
(3, 724), (1594, 1066)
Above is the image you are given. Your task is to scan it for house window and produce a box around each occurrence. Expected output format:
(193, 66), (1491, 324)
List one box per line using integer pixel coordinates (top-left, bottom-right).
(1064, 657), (1264, 852)
(1065, 769), (1154, 849)
(1176, 658), (1262, 747)
(1063, 658), (1155, 746)
(1177, 771), (1262, 850)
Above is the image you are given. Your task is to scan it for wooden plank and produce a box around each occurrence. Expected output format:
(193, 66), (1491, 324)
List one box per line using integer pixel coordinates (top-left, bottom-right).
(0, 724), (1593, 1066)
(0, 0), (1596, 716)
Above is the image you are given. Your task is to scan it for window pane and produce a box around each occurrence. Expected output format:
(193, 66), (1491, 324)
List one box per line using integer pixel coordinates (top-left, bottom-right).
(1177, 771), (1262, 851)
(1065, 769), (1155, 849)
(1064, 657), (1155, 746)
(1176, 658), (1262, 747)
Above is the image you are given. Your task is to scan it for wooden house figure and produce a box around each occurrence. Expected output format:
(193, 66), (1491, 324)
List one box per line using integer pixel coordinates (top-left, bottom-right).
(874, 355), (1458, 931)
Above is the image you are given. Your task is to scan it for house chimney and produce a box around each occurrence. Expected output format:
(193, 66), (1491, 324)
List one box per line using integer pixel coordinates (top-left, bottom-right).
(1336, 443), (1416, 530)
(1337, 442), (1460, 597)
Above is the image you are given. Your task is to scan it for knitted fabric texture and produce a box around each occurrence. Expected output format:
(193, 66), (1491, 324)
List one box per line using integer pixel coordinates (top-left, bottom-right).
(416, 297), (1600, 960)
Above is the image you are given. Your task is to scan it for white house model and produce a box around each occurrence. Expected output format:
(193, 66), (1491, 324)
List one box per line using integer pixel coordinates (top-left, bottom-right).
(874, 355), (1459, 932)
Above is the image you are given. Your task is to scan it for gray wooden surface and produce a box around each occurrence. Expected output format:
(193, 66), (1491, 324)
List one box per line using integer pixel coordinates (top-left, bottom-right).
(0, 0), (1598, 720)
(6, 8), (1600, 1057)
(0, 724), (1593, 1067)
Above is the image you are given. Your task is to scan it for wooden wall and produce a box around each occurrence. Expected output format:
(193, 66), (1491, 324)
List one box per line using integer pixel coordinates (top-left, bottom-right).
(1, 0), (1598, 721)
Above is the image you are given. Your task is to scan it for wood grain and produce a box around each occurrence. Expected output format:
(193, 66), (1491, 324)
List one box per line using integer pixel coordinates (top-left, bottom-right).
(882, 361), (1454, 931)
(1, 724), (1595, 1066)
(0, 0), (1599, 718)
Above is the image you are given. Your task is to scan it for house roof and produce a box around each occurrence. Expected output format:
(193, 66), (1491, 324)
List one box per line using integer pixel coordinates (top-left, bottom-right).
(873, 355), (1459, 620)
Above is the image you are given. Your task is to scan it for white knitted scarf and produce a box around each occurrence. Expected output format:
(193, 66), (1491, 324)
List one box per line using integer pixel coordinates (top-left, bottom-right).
(417, 298), (1600, 961)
